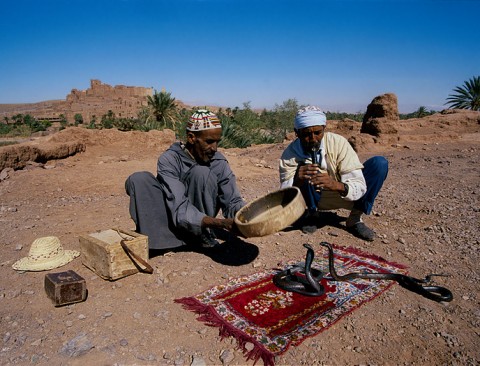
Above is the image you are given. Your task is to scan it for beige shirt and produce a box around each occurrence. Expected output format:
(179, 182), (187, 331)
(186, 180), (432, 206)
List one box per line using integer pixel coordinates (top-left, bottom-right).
(279, 132), (366, 210)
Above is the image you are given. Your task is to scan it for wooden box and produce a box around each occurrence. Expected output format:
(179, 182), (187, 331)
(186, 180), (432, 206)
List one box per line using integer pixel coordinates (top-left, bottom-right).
(44, 270), (87, 306)
(79, 228), (149, 281)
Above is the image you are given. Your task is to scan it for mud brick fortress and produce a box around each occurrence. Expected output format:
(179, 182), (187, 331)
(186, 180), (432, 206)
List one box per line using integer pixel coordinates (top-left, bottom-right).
(65, 79), (153, 122)
(0, 79), (153, 123)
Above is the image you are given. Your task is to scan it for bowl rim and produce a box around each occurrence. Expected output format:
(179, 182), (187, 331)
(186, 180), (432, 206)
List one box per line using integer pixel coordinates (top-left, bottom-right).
(234, 186), (305, 235)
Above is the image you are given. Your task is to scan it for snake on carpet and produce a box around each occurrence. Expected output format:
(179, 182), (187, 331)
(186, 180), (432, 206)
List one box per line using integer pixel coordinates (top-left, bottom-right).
(320, 241), (453, 302)
(273, 242), (453, 302)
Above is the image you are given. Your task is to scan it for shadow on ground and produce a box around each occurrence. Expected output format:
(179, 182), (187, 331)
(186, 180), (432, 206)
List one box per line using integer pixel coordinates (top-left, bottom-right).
(148, 212), (349, 266)
(149, 232), (259, 266)
(285, 211), (347, 234)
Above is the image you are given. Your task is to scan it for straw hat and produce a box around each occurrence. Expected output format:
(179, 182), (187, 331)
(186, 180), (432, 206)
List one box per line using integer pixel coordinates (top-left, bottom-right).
(12, 236), (80, 271)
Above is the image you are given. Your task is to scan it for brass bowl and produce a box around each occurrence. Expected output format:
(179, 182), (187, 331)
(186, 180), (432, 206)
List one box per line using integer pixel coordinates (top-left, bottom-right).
(234, 187), (306, 238)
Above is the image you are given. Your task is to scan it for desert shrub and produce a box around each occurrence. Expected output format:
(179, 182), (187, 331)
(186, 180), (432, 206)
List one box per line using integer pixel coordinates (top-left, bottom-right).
(214, 104), (263, 148)
(0, 114), (52, 136)
(26, 118), (51, 133)
(100, 110), (115, 129)
(113, 118), (137, 131)
(399, 107), (436, 120)
(86, 116), (97, 129)
(5, 124), (31, 137)
(219, 115), (253, 148)
(260, 99), (300, 142)
(59, 114), (67, 129)
(326, 111), (364, 122)
(138, 119), (165, 132)
(0, 123), (13, 135)
(74, 113), (84, 126)
(0, 140), (18, 147)
(231, 102), (261, 130)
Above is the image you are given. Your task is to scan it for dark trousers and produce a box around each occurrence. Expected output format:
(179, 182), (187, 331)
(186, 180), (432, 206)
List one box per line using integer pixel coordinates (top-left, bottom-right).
(125, 167), (220, 250)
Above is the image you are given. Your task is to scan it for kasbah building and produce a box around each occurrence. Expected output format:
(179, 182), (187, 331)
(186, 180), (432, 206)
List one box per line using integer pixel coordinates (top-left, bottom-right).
(0, 79), (153, 124)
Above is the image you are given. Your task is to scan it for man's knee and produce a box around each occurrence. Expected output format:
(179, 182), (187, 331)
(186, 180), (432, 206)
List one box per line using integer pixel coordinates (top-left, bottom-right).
(365, 156), (388, 175)
(373, 156), (388, 171)
(125, 171), (156, 195)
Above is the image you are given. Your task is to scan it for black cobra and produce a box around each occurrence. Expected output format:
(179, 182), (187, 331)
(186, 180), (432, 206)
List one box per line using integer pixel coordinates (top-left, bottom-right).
(273, 243), (325, 296)
(319, 242), (453, 302)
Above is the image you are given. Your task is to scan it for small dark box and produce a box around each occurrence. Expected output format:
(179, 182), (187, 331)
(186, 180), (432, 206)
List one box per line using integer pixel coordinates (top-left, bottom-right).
(44, 270), (87, 307)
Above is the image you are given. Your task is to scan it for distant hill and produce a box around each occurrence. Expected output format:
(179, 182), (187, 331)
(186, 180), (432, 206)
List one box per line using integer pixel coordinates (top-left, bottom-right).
(0, 100), (64, 116)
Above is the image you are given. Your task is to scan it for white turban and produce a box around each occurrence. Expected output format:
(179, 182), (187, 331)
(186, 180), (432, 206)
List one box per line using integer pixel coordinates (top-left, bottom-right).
(294, 106), (326, 130)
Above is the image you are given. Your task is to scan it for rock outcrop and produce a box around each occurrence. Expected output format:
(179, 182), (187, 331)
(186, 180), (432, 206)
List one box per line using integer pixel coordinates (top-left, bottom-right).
(0, 141), (85, 171)
(361, 93), (399, 136)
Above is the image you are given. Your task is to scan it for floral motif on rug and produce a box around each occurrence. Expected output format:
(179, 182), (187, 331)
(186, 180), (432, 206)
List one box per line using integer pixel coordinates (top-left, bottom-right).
(175, 243), (407, 366)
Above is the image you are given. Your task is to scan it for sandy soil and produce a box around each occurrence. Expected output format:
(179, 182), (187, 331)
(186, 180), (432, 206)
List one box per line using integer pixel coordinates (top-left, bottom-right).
(0, 110), (479, 366)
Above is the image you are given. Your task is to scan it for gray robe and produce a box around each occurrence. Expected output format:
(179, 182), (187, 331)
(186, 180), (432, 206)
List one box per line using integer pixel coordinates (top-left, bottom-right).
(125, 142), (245, 249)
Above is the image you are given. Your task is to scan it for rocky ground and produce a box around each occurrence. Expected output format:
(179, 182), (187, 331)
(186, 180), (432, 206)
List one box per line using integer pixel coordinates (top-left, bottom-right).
(0, 110), (479, 365)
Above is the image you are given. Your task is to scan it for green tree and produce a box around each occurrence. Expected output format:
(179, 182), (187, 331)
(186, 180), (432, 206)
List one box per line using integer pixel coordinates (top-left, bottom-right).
(100, 110), (115, 129)
(23, 114), (35, 127)
(219, 115), (253, 148)
(0, 123), (12, 135)
(147, 89), (178, 130)
(266, 98), (300, 139)
(445, 76), (480, 111)
(415, 106), (429, 118)
(113, 118), (137, 131)
(219, 102), (277, 147)
(87, 116), (97, 129)
(74, 113), (84, 125)
(232, 102), (260, 131)
(326, 111), (364, 122)
(135, 106), (157, 131)
(12, 114), (24, 125)
(59, 114), (67, 129)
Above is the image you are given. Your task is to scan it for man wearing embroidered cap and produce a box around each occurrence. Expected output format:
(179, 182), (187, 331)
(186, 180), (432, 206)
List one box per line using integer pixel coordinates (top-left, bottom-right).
(279, 106), (388, 241)
(125, 109), (245, 250)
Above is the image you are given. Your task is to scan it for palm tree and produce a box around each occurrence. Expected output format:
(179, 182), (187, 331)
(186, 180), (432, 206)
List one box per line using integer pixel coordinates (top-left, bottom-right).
(147, 89), (178, 129)
(445, 76), (480, 111)
(415, 106), (429, 118)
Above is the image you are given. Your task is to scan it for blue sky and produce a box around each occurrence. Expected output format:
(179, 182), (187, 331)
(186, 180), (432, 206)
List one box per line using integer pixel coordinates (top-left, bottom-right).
(0, 0), (478, 113)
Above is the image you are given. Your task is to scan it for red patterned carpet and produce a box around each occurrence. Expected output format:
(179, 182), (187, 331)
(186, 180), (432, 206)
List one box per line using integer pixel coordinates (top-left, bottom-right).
(175, 244), (407, 366)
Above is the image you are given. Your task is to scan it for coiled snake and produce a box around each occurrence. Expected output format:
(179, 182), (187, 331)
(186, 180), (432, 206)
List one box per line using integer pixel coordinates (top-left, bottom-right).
(273, 242), (453, 302)
(273, 243), (325, 296)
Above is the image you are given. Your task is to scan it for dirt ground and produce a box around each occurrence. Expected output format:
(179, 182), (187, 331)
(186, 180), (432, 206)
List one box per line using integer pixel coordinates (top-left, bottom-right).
(0, 110), (479, 366)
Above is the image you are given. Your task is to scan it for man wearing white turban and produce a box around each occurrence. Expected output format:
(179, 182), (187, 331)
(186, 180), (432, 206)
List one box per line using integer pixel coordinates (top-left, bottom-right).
(279, 106), (388, 241)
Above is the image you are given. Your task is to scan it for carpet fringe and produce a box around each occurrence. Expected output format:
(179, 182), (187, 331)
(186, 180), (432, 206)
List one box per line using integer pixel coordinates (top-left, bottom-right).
(175, 297), (276, 366)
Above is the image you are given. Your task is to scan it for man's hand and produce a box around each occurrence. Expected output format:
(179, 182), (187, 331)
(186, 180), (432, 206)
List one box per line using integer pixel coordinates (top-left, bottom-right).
(202, 217), (236, 232)
(297, 164), (320, 182)
(297, 164), (344, 192)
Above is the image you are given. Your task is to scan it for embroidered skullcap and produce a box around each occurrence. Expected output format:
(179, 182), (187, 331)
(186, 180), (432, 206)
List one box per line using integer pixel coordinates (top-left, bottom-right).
(186, 109), (222, 131)
(294, 106), (327, 130)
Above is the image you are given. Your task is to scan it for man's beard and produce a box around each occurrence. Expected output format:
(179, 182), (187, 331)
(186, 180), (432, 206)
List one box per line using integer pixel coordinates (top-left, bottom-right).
(302, 141), (321, 154)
